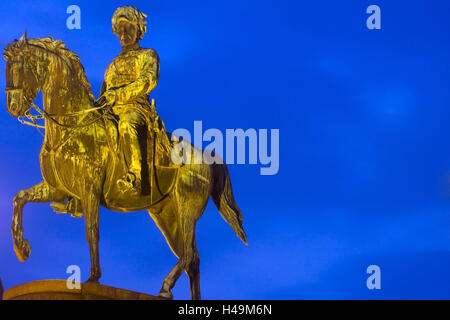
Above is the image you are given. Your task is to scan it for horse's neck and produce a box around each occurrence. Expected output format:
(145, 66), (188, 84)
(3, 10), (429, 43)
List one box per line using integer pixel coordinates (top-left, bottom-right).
(44, 60), (91, 111)
(42, 72), (94, 147)
(43, 82), (92, 115)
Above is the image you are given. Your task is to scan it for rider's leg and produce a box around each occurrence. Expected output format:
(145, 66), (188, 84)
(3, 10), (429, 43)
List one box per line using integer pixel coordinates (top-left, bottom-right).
(117, 107), (147, 192)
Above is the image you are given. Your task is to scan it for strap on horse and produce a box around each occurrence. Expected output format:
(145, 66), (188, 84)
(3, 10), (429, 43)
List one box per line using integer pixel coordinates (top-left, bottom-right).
(148, 99), (178, 205)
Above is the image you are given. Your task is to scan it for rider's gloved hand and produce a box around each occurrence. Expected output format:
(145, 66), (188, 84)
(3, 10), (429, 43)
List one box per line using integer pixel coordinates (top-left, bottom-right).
(95, 89), (116, 107)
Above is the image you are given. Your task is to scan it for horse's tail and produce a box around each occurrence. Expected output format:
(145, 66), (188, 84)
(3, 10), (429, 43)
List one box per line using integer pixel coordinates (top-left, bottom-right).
(211, 162), (248, 245)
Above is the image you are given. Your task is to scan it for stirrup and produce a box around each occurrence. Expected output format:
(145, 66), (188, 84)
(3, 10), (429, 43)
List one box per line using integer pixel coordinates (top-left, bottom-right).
(117, 172), (141, 194)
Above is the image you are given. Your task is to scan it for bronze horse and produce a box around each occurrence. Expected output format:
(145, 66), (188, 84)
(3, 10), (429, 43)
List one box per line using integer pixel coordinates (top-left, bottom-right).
(3, 33), (247, 300)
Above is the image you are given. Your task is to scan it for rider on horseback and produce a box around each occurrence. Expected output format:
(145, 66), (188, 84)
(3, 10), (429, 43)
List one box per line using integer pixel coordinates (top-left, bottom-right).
(97, 5), (169, 195)
(51, 6), (172, 216)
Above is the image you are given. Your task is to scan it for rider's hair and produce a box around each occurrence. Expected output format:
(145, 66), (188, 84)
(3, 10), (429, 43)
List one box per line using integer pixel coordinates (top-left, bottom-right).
(112, 6), (148, 40)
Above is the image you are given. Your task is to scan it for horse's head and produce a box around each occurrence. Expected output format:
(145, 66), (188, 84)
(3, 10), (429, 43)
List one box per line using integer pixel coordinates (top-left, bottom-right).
(4, 32), (43, 118)
(4, 33), (94, 119)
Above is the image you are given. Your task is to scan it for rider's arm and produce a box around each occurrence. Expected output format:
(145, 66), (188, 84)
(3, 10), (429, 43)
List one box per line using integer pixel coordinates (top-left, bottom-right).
(113, 49), (160, 104)
(95, 81), (107, 106)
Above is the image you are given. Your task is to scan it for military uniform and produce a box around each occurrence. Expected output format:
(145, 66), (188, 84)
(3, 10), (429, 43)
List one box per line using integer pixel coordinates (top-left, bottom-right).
(100, 46), (169, 190)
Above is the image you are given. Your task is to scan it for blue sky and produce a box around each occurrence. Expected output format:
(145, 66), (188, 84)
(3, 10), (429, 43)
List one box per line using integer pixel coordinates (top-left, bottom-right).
(0, 0), (449, 299)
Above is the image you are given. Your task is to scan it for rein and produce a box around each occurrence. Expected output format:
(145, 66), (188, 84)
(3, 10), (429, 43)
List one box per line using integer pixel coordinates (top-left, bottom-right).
(11, 42), (111, 131)
(18, 97), (113, 153)
(19, 96), (112, 131)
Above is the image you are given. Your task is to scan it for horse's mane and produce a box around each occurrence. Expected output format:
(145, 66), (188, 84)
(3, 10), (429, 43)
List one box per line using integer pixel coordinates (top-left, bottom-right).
(15, 37), (95, 102)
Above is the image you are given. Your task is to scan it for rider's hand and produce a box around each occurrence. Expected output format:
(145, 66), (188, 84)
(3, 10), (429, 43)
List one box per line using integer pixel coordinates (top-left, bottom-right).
(95, 89), (116, 107)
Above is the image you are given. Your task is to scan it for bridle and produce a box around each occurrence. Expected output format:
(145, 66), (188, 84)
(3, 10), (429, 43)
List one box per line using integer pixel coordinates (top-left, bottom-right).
(6, 56), (112, 135)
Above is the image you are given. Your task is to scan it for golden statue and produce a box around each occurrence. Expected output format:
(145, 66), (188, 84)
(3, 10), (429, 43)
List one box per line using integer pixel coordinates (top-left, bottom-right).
(100, 6), (170, 195)
(3, 5), (247, 300)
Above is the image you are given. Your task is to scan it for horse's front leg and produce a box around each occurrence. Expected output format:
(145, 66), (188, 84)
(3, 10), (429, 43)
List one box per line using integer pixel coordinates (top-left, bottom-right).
(81, 188), (101, 283)
(12, 181), (66, 261)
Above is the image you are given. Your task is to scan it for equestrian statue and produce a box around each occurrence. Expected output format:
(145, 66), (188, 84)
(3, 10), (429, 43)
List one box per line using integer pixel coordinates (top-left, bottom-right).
(3, 6), (247, 300)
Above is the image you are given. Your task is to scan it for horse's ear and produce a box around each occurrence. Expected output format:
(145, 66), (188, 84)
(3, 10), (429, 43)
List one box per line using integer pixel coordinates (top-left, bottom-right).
(17, 30), (27, 46)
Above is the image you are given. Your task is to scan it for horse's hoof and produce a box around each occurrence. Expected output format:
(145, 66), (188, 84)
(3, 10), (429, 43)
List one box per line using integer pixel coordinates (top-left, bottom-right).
(14, 238), (31, 262)
(158, 290), (173, 300)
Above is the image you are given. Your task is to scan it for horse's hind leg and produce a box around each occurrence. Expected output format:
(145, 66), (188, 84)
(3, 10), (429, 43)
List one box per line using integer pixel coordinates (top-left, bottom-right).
(149, 209), (184, 299)
(12, 181), (66, 262)
(161, 224), (200, 300)
(150, 209), (199, 299)
(158, 259), (184, 299)
(186, 237), (201, 300)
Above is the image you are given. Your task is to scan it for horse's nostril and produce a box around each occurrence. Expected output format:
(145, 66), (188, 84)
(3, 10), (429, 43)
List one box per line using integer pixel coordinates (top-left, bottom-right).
(8, 101), (20, 116)
(10, 102), (17, 111)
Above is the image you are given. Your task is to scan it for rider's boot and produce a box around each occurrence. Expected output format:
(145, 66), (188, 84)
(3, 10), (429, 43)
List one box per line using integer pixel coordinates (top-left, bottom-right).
(117, 126), (142, 195)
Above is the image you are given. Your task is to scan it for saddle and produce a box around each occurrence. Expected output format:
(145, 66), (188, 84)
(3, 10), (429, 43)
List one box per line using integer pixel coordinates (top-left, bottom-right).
(51, 100), (179, 217)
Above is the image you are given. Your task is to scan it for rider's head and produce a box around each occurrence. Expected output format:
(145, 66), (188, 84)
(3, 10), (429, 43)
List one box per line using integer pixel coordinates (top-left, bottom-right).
(112, 6), (147, 47)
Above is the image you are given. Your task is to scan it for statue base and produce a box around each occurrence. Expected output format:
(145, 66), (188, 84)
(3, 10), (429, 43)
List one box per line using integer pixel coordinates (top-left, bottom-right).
(2, 279), (165, 300)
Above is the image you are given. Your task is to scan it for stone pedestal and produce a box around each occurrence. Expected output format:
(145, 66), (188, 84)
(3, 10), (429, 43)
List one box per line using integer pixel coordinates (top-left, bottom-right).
(2, 279), (165, 300)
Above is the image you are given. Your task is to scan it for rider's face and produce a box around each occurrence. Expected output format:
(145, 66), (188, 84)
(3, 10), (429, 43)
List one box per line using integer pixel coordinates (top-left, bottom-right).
(116, 20), (139, 47)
